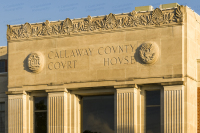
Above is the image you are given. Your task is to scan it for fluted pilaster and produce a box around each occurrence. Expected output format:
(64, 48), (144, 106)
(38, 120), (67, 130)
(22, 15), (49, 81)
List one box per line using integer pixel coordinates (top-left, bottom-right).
(164, 85), (184, 133)
(69, 94), (81, 133)
(48, 91), (81, 133)
(48, 92), (67, 133)
(8, 94), (27, 133)
(115, 88), (136, 133)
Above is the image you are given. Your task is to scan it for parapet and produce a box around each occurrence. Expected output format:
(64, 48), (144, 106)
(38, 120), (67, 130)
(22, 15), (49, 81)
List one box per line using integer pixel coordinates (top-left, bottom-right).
(7, 3), (184, 41)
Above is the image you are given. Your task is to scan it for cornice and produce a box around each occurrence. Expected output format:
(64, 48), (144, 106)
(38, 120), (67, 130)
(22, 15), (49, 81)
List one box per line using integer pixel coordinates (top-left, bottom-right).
(7, 74), (183, 89)
(7, 6), (184, 41)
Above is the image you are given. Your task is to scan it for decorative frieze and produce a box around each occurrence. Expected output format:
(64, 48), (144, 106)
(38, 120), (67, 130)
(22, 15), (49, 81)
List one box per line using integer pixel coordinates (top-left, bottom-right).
(7, 6), (184, 40)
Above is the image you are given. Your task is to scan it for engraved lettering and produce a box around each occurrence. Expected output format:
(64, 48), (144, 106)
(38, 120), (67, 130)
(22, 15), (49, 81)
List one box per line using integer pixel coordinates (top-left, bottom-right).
(73, 60), (77, 68)
(55, 51), (59, 58)
(48, 62), (53, 70)
(70, 50), (75, 57)
(130, 44), (135, 52)
(105, 46), (111, 54)
(131, 56), (135, 64)
(48, 51), (54, 59)
(88, 48), (93, 56)
(60, 51), (64, 58)
(65, 50), (69, 58)
(98, 47), (104, 55)
(54, 62), (60, 69)
(124, 45), (129, 53)
(118, 57), (123, 64)
(60, 61), (66, 68)
(67, 61), (72, 68)
(83, 49), (89, 56)
(124, 56), (129, 64)
(104, 58), (109, 66)
(110, 57), (117, 65)
(76, 49), (83, 56)
(112, 46), (117, 53)
(119, 45), (123, 53)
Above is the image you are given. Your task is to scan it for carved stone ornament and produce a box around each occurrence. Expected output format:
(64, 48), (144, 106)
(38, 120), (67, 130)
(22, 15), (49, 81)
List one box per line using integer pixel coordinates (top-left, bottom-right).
(7, 5), (184, 40)
(139, 42), (159, 64)
(27, 52), (44, 73)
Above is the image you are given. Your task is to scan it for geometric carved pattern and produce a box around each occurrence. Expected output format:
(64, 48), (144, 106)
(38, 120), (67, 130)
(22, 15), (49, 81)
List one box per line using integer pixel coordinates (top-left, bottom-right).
(7, 6), (183, 40)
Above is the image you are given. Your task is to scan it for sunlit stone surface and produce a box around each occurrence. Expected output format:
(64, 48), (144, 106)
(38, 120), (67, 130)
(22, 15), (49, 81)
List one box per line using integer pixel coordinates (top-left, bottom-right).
(0, 3), (199, 133)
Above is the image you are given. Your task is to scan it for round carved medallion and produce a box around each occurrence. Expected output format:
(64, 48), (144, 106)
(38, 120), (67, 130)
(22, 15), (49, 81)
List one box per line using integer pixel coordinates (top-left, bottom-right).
(139, 42), (159, 64)
(27, 52), (44, 73)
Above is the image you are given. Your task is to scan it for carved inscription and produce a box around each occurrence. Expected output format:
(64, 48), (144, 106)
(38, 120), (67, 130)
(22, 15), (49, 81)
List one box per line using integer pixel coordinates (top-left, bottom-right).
(47, 48), (94, 70)
(47, 44), (136, 70)
(97, 44), (136, 66)
(48, 48), (93, 59)
(48, 60), (77, 70)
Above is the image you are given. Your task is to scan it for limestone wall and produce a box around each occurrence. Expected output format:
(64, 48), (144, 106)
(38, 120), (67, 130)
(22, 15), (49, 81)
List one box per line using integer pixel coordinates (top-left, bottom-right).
(7, 24), (183, 91)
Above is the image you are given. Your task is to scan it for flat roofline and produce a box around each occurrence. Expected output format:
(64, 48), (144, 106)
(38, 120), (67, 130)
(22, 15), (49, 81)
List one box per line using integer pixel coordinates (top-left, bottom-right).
(8, 4), (181, 26)
(7, 5), (185, 41)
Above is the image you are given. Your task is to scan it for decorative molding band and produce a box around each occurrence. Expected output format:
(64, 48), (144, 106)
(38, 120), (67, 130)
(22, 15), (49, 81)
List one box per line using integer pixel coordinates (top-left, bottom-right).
(161, 81), (185, 86)
(7, 6), (184, 41)
(8, 74), (183, 88)
(114, 84), (138, 89)
(45, 88), (68, 93)
(5, 90), (27, 95)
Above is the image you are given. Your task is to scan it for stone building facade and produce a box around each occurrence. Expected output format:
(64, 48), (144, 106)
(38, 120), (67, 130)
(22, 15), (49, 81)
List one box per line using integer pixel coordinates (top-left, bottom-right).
(0, 3), (200, 133)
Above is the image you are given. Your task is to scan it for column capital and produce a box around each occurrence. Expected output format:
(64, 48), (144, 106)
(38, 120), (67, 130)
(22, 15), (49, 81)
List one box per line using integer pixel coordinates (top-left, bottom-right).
(45, 88), (68, 93)
(161, 81), (185, 86)
(5, 90), (27, 95)
(114, 84), (138, 89)
(163, 85), (184, 91)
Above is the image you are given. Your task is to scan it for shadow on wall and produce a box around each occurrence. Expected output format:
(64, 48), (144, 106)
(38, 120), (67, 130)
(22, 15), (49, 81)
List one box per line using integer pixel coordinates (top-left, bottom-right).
(134, 44), (144, 64)
(0, 54), (7, 60)
(23, 54), (32, 73)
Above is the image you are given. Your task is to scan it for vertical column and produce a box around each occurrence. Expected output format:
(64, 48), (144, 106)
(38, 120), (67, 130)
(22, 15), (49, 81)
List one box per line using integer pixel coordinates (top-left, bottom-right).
(115, 88), (136, 133)
(48, 91), (67, 133)
(164, 85), (184, 133)
(47, 89), (81, 133)
(69, 94), (81, 133)
(8, 92), (27, 133)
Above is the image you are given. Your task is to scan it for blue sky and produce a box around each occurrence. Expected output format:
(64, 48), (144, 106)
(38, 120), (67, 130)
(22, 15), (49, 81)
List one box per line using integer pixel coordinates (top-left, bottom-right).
(0, 0), (199, 46)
